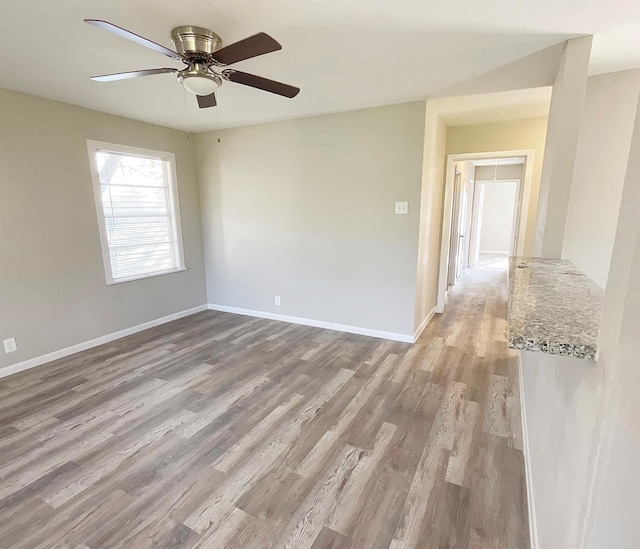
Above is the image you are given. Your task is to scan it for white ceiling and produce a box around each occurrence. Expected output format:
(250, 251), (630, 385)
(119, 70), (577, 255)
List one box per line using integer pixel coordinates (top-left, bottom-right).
(0, 0), (638, 133)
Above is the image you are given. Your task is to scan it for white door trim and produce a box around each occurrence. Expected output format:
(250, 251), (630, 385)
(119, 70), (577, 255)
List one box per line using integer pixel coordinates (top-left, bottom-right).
(436, 149), (535, 313)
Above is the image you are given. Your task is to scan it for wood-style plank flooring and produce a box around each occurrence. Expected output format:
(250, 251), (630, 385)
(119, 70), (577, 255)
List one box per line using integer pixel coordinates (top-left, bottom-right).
(0, 255), (529, 548)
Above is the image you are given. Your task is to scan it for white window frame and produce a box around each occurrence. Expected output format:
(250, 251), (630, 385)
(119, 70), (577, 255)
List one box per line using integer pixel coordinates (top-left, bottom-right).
(86, 140), (186, 285)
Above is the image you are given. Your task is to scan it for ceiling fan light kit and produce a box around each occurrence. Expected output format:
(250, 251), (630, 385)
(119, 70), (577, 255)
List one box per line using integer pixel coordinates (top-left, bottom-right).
(177, 64), (221, 96)
(84, 19), (300, 109)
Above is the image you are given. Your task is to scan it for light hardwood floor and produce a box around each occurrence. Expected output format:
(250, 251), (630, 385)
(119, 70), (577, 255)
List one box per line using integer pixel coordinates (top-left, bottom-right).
(0, 255), (529, 548)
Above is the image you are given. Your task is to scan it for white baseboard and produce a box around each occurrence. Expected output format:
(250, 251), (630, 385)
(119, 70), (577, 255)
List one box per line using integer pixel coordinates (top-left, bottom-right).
(1, 302), (418, 380)
(413, 307), (436, 341)
(207, 304), (415, 343)
(479, 250), (509, 255)
(0, 305), (208, 380)
(518, 354), (539, 549)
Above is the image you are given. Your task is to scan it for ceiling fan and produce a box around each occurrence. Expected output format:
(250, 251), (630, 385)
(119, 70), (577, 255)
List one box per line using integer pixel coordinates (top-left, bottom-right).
(84, 19), (300, 108)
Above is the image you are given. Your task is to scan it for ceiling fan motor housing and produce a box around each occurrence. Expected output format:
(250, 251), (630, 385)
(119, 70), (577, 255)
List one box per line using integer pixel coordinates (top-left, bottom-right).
(171, 26), (222, 63)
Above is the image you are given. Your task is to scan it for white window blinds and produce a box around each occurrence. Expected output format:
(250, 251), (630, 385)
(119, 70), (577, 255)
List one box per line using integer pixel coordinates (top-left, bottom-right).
(87, 141), (185, 284)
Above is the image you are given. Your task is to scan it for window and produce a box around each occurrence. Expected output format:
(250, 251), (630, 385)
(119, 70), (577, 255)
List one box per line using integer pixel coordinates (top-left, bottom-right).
(86, 140), (185, 284)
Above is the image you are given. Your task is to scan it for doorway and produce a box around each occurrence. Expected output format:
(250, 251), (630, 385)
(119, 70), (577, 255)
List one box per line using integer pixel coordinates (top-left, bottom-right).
(447, 162), (475, 287)
(437, 151), (534, 312)
(470, 179), (520, 261)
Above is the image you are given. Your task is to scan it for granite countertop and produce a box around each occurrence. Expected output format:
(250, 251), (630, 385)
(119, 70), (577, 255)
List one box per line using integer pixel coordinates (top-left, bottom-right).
(507, 257), (604, 360)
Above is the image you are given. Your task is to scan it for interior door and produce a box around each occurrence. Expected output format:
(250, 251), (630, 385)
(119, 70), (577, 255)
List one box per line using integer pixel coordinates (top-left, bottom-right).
(448, 169), (463, 287)
(510, 179), (523, 256)
(469, 183), (484, 266)
(456, 179), (468, 279)
(462, 179), (474, 270)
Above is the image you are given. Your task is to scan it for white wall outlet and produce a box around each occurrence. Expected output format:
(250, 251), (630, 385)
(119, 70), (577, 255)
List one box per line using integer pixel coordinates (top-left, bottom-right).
(395, 201), (409, 215)
(275, 296), (281, 306)
(3, 337), (17, 354)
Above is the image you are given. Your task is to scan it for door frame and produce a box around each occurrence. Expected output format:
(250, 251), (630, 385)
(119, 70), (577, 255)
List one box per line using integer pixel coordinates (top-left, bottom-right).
(436, 149), (535, 313)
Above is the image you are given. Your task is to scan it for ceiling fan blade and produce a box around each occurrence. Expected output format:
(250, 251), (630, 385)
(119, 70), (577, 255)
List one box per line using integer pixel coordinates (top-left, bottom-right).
(211, 33), (282, 66)
(197, 93), (217, 108)
(85, 19), (182, 61)
(91, 68), (178, 82)
(221, 69), (300, 98)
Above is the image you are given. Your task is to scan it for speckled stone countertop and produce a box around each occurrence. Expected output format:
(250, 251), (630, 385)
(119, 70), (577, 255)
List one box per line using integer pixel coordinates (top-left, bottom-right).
(507, 257), (604, 360)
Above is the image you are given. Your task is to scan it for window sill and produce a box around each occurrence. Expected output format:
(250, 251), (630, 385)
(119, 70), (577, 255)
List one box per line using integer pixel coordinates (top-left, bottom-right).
(106, 267), (188, 286)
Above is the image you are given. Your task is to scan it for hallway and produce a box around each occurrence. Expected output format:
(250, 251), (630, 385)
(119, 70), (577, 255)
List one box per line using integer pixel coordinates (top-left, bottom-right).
(0, 256), (529, 548)
(413, 252), (528, 547)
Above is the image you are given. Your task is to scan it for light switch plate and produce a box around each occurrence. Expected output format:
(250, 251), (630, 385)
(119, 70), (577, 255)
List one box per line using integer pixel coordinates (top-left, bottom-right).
(395, 201), (408, 215)
(3, 338), (17, 354)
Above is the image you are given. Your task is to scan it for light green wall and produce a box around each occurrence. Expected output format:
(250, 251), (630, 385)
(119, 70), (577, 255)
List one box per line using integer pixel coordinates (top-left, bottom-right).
(196, 102), (426, 337)
(0, 89), (207, 370)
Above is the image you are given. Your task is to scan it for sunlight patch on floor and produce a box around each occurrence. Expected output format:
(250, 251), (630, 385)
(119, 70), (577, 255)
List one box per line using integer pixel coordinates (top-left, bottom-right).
(474, 254), (509, 271)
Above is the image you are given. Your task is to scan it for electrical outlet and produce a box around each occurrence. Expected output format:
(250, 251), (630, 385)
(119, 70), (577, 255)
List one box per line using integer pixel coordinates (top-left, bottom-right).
(275, 296), (281, 306)
(3, 338), (17, 354)
(395, 201), (408, 215)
